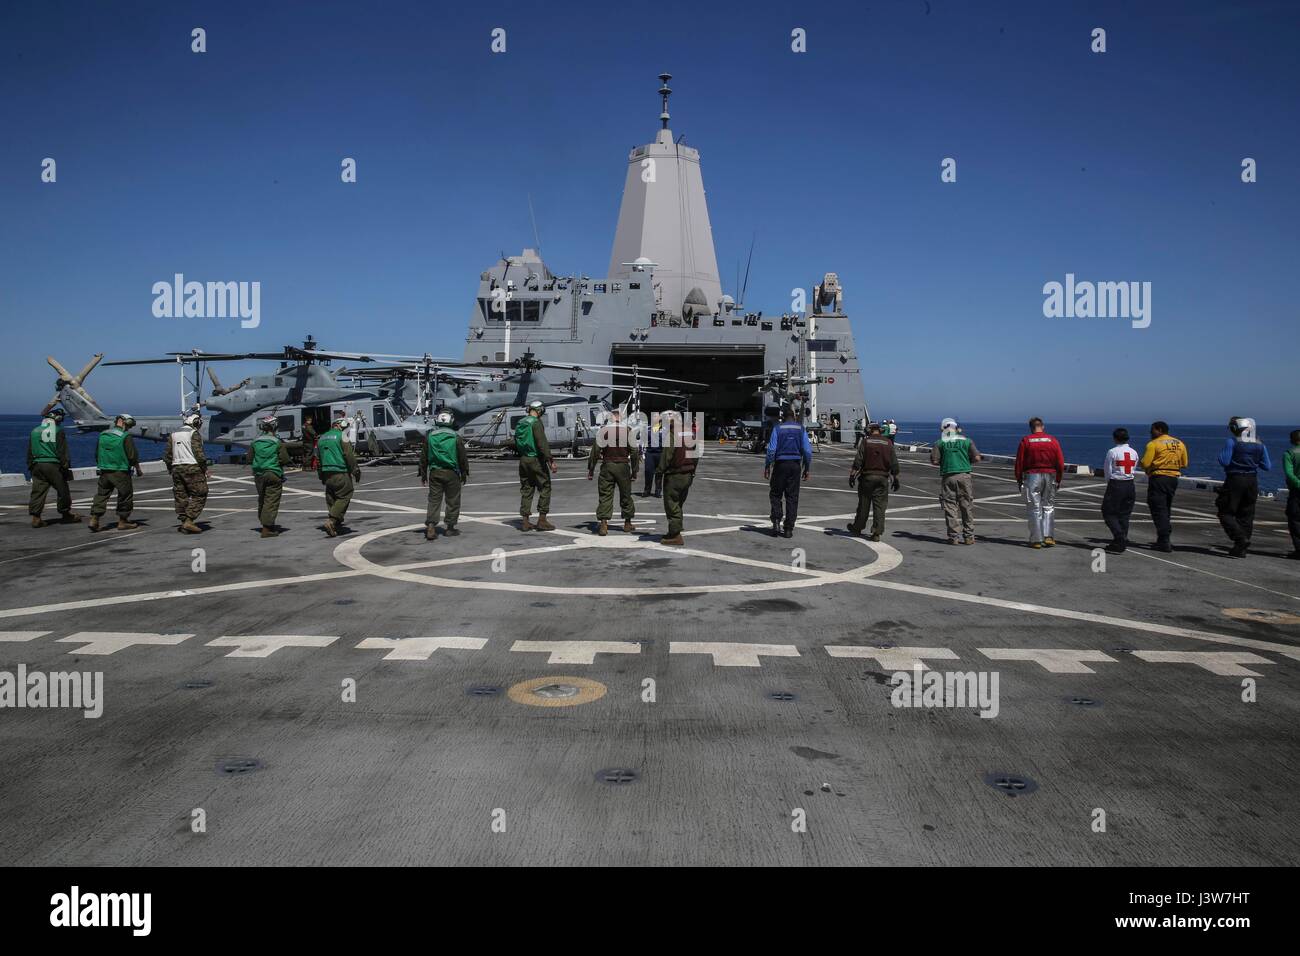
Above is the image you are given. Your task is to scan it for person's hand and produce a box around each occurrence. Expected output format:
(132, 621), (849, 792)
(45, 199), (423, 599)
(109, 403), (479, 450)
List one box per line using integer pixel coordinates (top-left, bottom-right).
(587, 472), (594, 481)
(891, 477), (900, 492)
(136, 467), (145, 478)
(549, 461), (558, 474)
(421, 477), (427, 487)
(802, 471), (810, 482)
(848, 472), (857, 488)
(763, 468), (770, 480)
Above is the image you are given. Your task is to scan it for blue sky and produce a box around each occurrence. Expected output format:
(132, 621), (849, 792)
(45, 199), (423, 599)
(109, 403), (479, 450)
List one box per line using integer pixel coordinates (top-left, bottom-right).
(1, 0), (1296, 422)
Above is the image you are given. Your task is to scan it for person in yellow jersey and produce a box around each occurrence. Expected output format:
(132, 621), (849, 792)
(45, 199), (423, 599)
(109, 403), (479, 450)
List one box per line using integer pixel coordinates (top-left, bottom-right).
(1139, 420), (1188, 553)
(317, 413), (361, 537)
(420, 411), (470, 540)
(27, 407), (80, 527)
(89, 414), (141, 532)
(250, 415), (290, 537)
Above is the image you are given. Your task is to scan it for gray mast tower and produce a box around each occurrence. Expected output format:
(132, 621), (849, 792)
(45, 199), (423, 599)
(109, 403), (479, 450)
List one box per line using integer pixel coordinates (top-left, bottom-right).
(607, 74), (724, 322)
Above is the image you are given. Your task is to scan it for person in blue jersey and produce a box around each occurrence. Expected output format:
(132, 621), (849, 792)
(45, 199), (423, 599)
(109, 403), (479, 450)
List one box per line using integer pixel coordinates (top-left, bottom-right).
(764, 405), (813, 538)
(1215, 416), (1271, 558)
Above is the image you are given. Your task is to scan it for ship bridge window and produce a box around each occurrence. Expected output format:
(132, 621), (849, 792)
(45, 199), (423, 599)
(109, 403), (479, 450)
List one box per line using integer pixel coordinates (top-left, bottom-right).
(761, 321), (773, 331)
(629, 282), (640, 290)
(713, 317), (725, 327)
(594, 283), (606, 293)
(522, 300), (540, 322)
(506, 301), (522, 323)
(479, 298), (503, 322)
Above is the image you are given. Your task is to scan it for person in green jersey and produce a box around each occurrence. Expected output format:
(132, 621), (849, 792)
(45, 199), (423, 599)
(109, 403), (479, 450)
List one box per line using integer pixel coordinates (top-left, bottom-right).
(928, 417), (982, 545)
(250, 415), (291, 537)
(317, 413), (361, 537)
(505, 400), (557, 531)
(419, 411), (470, 540)
(27, 407), (80, 527)
(89, 414), (142, 532)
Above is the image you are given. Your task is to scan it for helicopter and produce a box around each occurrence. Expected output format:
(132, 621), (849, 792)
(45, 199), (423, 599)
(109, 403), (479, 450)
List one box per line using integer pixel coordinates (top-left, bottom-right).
(45, 336), (703, 459)
(728, 361), (837, 451)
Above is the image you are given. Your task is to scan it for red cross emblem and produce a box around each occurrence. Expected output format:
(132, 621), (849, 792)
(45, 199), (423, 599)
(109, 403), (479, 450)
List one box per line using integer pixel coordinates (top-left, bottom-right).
(1118, 452), (1137, 475)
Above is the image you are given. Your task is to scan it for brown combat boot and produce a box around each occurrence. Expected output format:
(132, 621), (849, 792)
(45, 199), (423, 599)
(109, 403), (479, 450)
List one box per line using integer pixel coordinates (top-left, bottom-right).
(597, 520), (608, 536)
(179, 518), (199, 534)
(535, 515), (556, 531)
(118, 518), (140, 530)
(88, 515), (100, 532)
(59, 512), (82, 523)
(661, 533), (684, 546)
(323, 517), (338, 538)
(520, 516), (534, 532)
(31, 515), (46, 528)
(260, 526), (278, 538)
(425, 523), (438, 541)
(622, 520), (635, 533)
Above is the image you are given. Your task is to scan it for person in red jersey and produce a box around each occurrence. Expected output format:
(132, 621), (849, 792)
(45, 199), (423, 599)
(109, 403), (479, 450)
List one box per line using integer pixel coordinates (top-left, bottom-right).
(1014, 417), (1066, 548)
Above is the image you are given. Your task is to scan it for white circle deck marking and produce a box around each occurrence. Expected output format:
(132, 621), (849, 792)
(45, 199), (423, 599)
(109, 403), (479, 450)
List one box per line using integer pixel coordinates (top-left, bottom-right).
(332, 515), (902, 596)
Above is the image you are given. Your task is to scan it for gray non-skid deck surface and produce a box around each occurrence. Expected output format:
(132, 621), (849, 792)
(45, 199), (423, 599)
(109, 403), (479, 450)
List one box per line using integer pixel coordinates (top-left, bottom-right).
(1, 444), (1297, 865)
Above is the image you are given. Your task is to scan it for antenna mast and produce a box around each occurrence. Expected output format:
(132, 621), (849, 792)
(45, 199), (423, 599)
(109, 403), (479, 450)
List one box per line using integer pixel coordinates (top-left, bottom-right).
(658, 73), (672, 130)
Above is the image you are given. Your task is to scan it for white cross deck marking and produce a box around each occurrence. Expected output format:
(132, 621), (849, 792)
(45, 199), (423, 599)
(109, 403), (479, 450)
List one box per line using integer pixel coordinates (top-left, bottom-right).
(0, 630), (50, 642)
(206, 635), (340, 658)
(977, 648), (1119, 673)
(57, 632), (192, 655)
(825, 645), (959, 670)
(355, 636), (487, 661)
(1131, 650), (1275, 676)
(509, 640), (641, 664)
(669, 641), (800, 667)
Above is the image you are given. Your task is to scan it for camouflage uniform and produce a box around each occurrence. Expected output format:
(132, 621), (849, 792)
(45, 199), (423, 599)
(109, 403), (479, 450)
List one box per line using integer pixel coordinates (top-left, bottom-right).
(657, 424), (700, 540)
(588, 421), (640, 524)
(164, 426), (209, 521)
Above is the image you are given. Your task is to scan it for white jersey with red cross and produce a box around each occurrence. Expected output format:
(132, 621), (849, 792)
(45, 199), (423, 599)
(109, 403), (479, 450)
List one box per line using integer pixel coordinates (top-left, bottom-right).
(1104, 444), (1139, 481)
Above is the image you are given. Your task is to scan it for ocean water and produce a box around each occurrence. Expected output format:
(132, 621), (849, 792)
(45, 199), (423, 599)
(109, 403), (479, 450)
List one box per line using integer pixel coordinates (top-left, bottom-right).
(0, 415), (230, 475)
(893, 421), (1295, 494)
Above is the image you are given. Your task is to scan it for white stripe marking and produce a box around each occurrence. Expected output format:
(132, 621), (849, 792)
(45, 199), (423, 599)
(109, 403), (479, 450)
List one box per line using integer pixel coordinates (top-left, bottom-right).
(58, 631), (192, 655)
(1131, 650), (1275, 676)
(0, 630), (50, 642)
(509, 640), (641, 664)
(825, 645), (959, 670)
(355, 636), (487, 660)
(206, 635), (339, 658)
(669, 641), (799, 667)
(978, 648), (1118, 673)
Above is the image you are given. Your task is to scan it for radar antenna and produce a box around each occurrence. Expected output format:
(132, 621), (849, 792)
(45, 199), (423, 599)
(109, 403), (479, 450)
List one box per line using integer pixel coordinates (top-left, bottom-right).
(658, 73), (672, 131)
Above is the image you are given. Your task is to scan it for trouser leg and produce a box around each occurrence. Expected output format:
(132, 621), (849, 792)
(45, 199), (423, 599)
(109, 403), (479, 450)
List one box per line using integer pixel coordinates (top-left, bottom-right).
(443, 473), (462, 527)
(536, 468), (552, 514)
(953, 473), (975, 537)
(108, 472), (133, 517)
(769, 470), (783, 526)
(1024, 473), (1048, 542)
(1148, 476), (1176, 542)
(173, 469), (189, 518)
(939, 475), (960, 540)
(326, 473), (353, 521)
(863, 475), (889, 536)
(426, 473), (445, 524)
(1116, 481), (1134, 540)
(519, 461), (534, 516)
(91, 474), (113, 516)
(1237, 476), (1257, 543)
(257, 473), (283, 526)
(29, 463), (52, 516)
(597, 466), (616, 521)
(1102, 481), (1124, 541)
(185, 468), (208, 519)
(850, 486), (871, 532)
(1216, 477), (1246, 545)
(781, 462), (801, 528)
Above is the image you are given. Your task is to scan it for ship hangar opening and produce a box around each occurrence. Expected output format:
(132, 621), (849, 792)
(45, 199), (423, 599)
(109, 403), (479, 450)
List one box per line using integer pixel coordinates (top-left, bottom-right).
(609, 344), (764, 434)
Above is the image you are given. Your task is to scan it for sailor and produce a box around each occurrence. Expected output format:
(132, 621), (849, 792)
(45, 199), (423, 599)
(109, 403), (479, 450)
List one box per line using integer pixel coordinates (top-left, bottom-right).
(317, 413), (362, 537)
(642, 417), (663, 497)
(764, 405), (813, 538)
(300, 417), (318, 469)
(27, 407), (80, 527)
(1285, 429), (1300, 560)
(847, 422), (898, 541)
(1014, 417), (1065, 549)
(420, 411), (469, 540)
(1101, 427), (1139, 554)
(250, 415), (290, 538)
(929, 417), (981, 544)
(506, 400), (556, 532)
(165, 412), (210, 534)
(89, 414), (141, 532)
(1139, 421), (1188, 553)
(587, 407), (640, 535)
(657, 411), (699, 545)
(1215, 416), (1271, 558)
